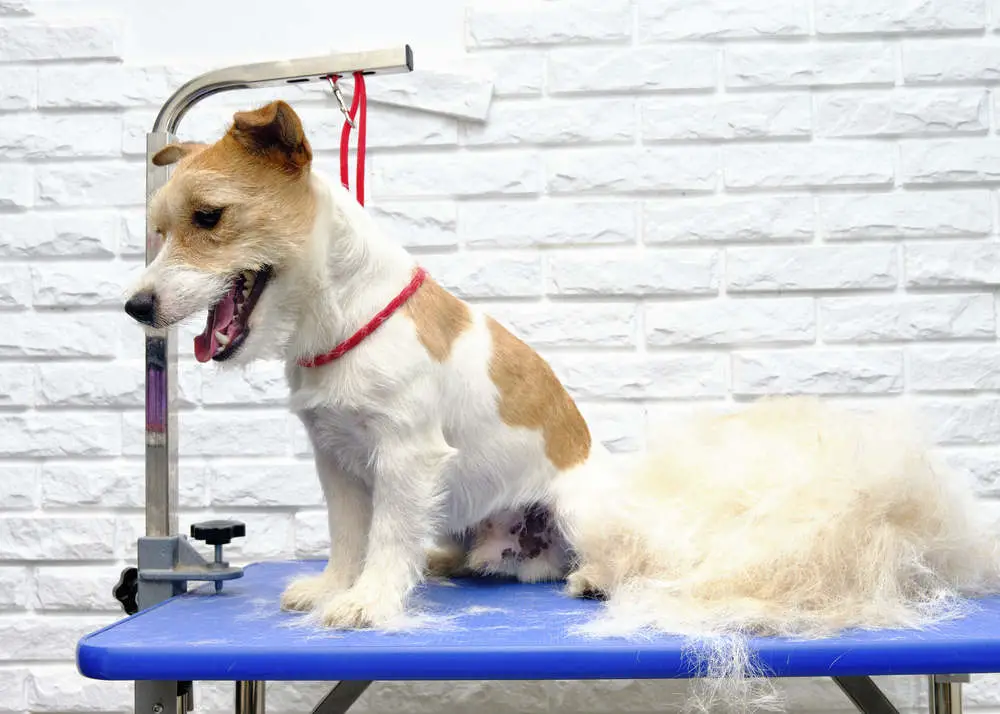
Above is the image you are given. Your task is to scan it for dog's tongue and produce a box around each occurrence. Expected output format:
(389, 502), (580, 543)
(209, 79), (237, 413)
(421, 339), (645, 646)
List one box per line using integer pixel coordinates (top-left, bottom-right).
(193, 292), (237, 363)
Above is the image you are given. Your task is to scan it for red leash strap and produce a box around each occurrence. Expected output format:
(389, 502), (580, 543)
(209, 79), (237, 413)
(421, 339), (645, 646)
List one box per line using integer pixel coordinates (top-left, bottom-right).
(331, 72), (367, 206)
(297, 267), (428, 368)
(300, 74), (424, 368)
(355, 73), (367, 205)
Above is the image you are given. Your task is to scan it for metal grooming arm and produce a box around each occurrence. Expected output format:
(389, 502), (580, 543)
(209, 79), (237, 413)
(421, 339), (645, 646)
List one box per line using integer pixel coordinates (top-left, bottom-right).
(128, 46), (414, 714)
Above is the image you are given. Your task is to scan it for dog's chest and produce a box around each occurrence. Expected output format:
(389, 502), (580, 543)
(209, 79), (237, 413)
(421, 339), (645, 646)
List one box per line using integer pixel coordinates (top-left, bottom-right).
(296, 404), (383, 484)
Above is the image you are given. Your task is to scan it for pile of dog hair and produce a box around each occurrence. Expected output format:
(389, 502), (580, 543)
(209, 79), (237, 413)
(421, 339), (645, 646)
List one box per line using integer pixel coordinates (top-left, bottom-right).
(557, 396), (1000, 712)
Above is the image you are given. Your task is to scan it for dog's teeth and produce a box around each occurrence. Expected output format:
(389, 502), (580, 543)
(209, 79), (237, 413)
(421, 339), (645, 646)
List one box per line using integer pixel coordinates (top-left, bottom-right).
(242, 287), (251, 299)
(215, 331), (230, 347)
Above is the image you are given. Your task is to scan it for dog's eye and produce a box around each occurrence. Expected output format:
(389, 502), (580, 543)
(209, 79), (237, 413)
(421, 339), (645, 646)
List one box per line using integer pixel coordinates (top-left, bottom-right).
(193, 207), (224, 230)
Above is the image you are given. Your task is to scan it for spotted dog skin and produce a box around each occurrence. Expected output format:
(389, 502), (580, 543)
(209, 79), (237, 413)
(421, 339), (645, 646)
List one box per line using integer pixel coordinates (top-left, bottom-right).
(466, 504), (570, 582)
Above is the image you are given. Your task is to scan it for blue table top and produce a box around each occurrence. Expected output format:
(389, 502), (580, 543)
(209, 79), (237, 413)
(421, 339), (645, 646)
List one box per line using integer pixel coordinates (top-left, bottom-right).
(77, 560), (1000, 682)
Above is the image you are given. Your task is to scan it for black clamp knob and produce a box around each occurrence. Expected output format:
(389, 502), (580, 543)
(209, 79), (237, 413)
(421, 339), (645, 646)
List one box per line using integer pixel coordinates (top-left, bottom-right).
(190, 520), (246, 593)
(190, 520), (246, 546)
(113, 566), (139, 615)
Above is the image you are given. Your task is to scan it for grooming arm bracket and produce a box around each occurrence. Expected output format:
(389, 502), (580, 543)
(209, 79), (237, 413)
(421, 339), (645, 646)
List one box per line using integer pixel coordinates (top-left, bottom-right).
(153, 46), (413, 133)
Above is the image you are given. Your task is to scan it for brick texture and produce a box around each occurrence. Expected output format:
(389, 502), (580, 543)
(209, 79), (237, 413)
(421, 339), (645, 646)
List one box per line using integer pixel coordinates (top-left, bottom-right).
(4, 1), (1000, 712)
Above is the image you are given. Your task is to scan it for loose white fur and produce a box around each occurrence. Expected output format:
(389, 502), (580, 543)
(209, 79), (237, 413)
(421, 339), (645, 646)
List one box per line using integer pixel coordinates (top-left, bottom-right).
(554, 396), (1000, 711)
(561, 396), (1000, 636)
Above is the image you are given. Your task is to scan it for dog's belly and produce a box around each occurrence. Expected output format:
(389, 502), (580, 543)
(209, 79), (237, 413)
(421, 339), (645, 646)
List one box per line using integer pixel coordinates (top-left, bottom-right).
(465, 503), (572, 581)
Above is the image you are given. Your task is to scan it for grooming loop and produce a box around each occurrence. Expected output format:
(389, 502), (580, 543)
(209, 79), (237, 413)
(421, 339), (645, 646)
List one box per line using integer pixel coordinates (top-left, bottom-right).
(325, 72), (368, 205)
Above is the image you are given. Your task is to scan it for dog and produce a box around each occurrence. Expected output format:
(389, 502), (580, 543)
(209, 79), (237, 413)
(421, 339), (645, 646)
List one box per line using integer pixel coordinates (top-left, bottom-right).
(124, 100), (600, 628)
(125, 99), (1000, 643)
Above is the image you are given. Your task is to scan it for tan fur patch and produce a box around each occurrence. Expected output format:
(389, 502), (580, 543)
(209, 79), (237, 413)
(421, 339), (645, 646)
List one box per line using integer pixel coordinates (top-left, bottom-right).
(486, 318), (591, 470)
(230, 100), (313, 171)
(403, 277), (472, 362)
(149, 100), (316, 276)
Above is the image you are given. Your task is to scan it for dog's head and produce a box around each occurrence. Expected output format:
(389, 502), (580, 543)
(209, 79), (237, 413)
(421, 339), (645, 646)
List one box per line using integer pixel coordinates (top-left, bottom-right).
(124, 99), (316, 365)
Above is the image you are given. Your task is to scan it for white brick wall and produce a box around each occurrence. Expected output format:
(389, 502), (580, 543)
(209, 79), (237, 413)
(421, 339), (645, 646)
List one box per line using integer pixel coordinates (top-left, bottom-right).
(3, 0), (1000, 712)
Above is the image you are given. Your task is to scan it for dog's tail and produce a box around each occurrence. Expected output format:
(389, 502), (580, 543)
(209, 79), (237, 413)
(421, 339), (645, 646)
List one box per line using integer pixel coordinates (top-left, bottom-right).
(557, 396), (1000, 712)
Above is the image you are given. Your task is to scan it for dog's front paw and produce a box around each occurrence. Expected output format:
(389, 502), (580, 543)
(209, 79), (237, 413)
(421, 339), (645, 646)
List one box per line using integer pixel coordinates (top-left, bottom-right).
(317, 588), (402, 629)
(280, 574), (341, 612)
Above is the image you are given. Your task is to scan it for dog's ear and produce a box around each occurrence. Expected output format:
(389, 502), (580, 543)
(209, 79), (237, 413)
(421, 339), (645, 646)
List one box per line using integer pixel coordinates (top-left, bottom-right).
(230, 100), (312, 170)
(151, 142), (208, 166)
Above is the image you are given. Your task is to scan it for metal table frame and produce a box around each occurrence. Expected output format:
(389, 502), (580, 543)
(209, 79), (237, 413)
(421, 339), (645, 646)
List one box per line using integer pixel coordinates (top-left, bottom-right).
(130, 48), (972, 714)
(228, 675), (968, 714)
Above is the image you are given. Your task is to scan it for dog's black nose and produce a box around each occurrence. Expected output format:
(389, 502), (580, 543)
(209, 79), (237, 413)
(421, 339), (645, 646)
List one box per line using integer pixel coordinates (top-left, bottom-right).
(124, 291), (157, 325)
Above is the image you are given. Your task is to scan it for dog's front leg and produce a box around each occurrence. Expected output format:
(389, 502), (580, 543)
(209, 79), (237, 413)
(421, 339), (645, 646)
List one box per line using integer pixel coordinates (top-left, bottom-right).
(318, 432), (452, 629)
(280, 452), (372, 612)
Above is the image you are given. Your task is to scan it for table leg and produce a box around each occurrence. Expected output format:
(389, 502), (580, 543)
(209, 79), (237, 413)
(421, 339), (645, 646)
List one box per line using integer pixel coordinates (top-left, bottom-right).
(136, 681), (183, 714)
(929, 675), (969, 714)
(235, 681), (265, 714)
(832, 676), (900, 714)
(312, 681), (373, 714)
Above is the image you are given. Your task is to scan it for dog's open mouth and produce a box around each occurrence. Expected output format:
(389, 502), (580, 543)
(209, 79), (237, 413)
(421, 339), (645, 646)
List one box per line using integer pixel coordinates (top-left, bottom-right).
(193, 266), (272, 363)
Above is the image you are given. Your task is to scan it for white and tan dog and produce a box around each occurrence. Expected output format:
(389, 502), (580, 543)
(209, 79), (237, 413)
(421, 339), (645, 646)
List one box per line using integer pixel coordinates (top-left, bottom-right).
(125, 100), (1000, 642)
(125, 100), (600, 628)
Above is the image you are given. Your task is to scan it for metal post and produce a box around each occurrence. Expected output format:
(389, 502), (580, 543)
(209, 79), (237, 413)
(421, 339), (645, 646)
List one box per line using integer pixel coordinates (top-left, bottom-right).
(236, 682), (266, 714)
(135, 681), (180, 714)
(136, 118), (184, 714)
(145, 131), (180, 540)
(134, 46), (414, 714)
(178, 680), (193, 712)
(929, 675), (968, 714)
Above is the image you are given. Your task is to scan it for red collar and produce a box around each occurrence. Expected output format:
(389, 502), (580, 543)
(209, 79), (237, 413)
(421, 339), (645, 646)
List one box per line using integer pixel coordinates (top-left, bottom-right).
(297, 267), (428, 368)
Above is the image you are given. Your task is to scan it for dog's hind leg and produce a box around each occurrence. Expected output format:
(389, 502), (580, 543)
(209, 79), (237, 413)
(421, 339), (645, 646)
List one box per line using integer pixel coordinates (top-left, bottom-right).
(425, 532), (469, 578)
(565, 564), (609, 600)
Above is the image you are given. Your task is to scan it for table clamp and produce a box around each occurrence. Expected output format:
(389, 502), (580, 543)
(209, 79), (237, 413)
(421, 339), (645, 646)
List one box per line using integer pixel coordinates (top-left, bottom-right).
(113, 520), (247, 616)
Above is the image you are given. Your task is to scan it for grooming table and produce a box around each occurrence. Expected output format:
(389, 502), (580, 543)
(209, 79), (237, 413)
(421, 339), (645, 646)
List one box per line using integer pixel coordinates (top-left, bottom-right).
(77, 560), (1000, 714)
